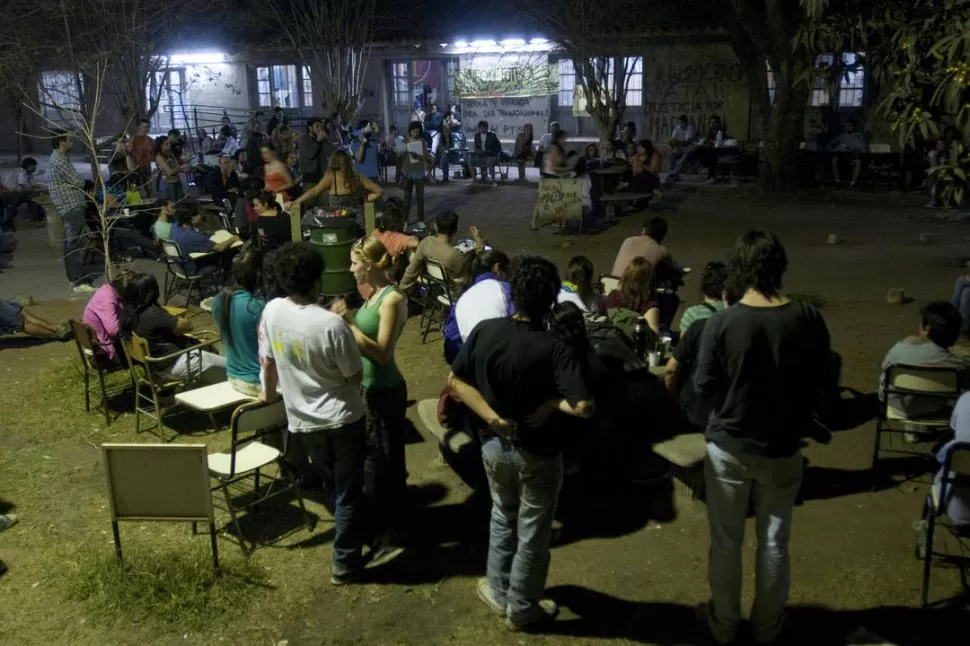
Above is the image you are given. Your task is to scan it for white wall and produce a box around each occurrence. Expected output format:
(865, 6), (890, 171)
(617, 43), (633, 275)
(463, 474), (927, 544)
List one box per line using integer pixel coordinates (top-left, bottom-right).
(183, 61), (250, 127)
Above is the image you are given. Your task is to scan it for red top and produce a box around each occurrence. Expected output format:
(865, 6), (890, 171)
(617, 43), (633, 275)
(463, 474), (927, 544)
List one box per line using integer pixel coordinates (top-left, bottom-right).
(264, 171), (290, 197)
(128, 134), (154, 170)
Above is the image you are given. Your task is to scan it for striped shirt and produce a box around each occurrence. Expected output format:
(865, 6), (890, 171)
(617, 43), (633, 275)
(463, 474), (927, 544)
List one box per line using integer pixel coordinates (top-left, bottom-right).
(679, 301), (724, 334)
(46, 150), (86, 214)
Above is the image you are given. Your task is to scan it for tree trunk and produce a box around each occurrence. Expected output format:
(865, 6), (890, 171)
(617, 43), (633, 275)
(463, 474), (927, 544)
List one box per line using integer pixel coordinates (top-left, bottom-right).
(594, 113), (616, 149)
(761, 63), (809, 190)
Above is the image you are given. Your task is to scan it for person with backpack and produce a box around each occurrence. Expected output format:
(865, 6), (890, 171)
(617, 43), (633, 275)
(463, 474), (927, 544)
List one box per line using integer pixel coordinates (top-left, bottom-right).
(678, 261), (729, 334)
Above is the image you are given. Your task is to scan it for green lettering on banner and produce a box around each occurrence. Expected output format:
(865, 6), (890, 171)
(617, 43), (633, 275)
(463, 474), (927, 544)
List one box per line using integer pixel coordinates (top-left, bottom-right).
(533, 178), (584, 223)
(455, 64), (559, 99)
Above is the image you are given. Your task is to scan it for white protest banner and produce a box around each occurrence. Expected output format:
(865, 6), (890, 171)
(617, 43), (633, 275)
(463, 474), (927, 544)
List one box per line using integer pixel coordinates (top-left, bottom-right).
(460, 96), (551, 141)
(533, 177), (584, 224)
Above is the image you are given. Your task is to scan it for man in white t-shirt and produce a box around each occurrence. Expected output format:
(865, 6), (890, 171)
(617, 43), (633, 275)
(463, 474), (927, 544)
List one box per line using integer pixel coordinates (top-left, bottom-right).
(667, 114), (698, 181)
(258, 242), (370, 585)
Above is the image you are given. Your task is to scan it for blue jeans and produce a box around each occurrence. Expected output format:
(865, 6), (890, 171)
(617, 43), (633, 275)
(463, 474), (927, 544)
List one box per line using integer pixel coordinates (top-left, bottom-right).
(951, 275), (970, 334)
(294, 419), (367, 574)
(482, 437), (563, 617)
(61, 206), (88, 285)
(668, 146), (696, 177)
(704, 442), (803, 645)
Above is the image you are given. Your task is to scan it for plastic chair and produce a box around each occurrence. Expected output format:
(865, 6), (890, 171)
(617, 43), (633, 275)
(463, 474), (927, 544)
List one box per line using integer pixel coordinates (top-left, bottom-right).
(872, 364), (963, 469)
(69, 319), (133, 426)
(917, 441), (970, 606)
(419, 258), (458, 344)
(207, 399), (313, 554)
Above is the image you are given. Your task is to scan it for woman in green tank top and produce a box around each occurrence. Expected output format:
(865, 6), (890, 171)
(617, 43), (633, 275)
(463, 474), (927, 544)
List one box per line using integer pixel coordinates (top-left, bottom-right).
(332, 237), (409, 542)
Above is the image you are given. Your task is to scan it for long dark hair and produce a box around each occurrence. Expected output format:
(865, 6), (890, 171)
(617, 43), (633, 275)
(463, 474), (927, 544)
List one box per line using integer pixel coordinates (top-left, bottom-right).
(549, 301), (591, 370)
(217, 247), (264, 346)
(119, 273), (161, 336)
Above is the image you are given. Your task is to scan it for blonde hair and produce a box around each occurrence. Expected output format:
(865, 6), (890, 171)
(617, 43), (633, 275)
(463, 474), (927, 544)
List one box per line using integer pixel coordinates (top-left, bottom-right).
(352, 237), (392, 271)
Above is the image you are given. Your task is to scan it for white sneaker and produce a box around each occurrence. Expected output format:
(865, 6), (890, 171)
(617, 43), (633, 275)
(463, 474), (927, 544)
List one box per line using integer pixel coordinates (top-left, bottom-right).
(0, 513), (19, 531)
(72, 283), (96, 294)
(476, 578), (506, 616)
(506, 599), (559, 632)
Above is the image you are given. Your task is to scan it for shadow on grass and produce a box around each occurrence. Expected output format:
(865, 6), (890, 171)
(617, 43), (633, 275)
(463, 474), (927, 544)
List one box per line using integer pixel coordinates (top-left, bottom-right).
(540, 587), (970, 645)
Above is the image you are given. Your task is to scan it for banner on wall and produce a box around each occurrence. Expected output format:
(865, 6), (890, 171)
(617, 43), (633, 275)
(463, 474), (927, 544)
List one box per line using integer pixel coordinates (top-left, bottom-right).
(460, 96), (551, 140)
(455, 64), (558, 99)
(573, 85), (589, 117)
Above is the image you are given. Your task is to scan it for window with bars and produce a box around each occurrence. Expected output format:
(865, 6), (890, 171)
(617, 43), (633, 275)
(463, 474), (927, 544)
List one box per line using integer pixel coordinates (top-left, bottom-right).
(390, 62), (410, 107)
(149, 68), (189, 132)
(39, 70), (84, 117)
(558, 59), (575, 107)
(838, 52), (865, 107)
(302, 66), (313, 107)
(608, 57), (643, 107)
(810, 54), (835, 107)
(255, 65), (308, 109)
(446, 58), (458, 101)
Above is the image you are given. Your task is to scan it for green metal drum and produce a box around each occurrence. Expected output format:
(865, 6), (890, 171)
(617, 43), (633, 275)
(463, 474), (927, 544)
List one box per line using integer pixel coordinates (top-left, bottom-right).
(308, 218), (357, 296)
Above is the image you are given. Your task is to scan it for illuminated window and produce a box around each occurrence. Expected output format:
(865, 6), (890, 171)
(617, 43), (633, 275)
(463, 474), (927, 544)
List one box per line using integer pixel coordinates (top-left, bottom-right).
(766, 61), (776, 104)
(302, 66), (313, 107)
(838, 52), (865, 108)
(391, 62), (410, 107)
(811, 54), (835, 107)
(558, 59), (575, 107)
(608, 57), (643, 107)
(38, 70), (84, 118)
(255, 65), (309, 109)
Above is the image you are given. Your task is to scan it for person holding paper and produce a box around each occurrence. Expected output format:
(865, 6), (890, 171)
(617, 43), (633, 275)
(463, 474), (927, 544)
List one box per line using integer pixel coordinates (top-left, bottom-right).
(169, 200), (240, 276)
(402, 121), (434, 223)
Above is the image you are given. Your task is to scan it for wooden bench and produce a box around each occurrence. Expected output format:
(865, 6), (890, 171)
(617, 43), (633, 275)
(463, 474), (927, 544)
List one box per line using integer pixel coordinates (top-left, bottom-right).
(653, 432), (707, 499)
(598, 192), (653, 219)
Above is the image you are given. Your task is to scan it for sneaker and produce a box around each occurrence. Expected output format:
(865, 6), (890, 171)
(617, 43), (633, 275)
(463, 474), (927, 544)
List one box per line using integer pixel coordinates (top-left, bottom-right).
(55, 324), (73, 342)
(0, 513), (19, 531)
(476, 578), (506, 616)
(330, 567), (362, 586)
(365, 542), (406, 569)
(705, 177), (717, 185)
(71, 283), (96, 294)
(505, 599), (559, 632)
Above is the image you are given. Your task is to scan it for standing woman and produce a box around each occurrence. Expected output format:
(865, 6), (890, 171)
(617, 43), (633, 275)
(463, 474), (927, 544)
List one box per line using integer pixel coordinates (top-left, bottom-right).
(155, 138), (183, 201)
(210, 247), (266, 397)
(332, 238), (409, 542)
(260, 144), (295, 199)
(289, 151), (382, 215)
(402, 120), (433, 222)
(251, 190), (293, 251)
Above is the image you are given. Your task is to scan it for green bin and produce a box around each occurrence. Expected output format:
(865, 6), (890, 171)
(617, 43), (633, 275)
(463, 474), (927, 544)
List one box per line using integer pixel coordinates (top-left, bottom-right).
(308, 218), (357, 296)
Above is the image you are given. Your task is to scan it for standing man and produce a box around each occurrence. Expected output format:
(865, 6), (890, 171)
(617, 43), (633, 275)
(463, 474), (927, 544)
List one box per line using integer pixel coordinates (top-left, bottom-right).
(126, 118), (156, 198)
(693, 230), (833, 645)
(352, 121), (382, 184)
(667, 114), (697, 181)
(448, 256), (594, 632)
(47, 130), (95, 293)
(258, 242), (369, 584)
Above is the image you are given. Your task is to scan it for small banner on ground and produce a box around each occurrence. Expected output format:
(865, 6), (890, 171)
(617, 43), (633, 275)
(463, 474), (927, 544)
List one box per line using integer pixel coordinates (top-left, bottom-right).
(533, 178), (584, 224)
(460, 96), (551, 141)
(455, 64), (558, 99)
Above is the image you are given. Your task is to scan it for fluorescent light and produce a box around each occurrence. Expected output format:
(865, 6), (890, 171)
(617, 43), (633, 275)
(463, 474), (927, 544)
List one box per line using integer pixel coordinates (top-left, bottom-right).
(167, 52), (227, 65)
(530, 38), (548, 45)
(439, 43), (448, 47)
(471, 40), (496, 47)
(501, 38), (526, 47)
(454, 40), (468, 48)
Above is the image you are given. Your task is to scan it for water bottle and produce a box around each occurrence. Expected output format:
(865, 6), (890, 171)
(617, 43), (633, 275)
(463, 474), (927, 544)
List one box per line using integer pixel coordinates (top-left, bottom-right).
(633, 317), (648, 359)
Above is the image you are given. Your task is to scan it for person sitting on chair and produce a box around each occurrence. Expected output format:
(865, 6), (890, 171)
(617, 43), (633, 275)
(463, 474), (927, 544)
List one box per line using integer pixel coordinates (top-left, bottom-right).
(169, 200), (240, 276)
(512, 124), (535, 182)
(473, 121), (502, 186)
(827, 119), (867, 187)
(880, 301), (970, 429)
(934, 391), (970, 528)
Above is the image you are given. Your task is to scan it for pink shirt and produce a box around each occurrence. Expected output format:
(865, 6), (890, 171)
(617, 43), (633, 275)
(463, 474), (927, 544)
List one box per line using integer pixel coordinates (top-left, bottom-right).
(82, 284), (123, 360)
